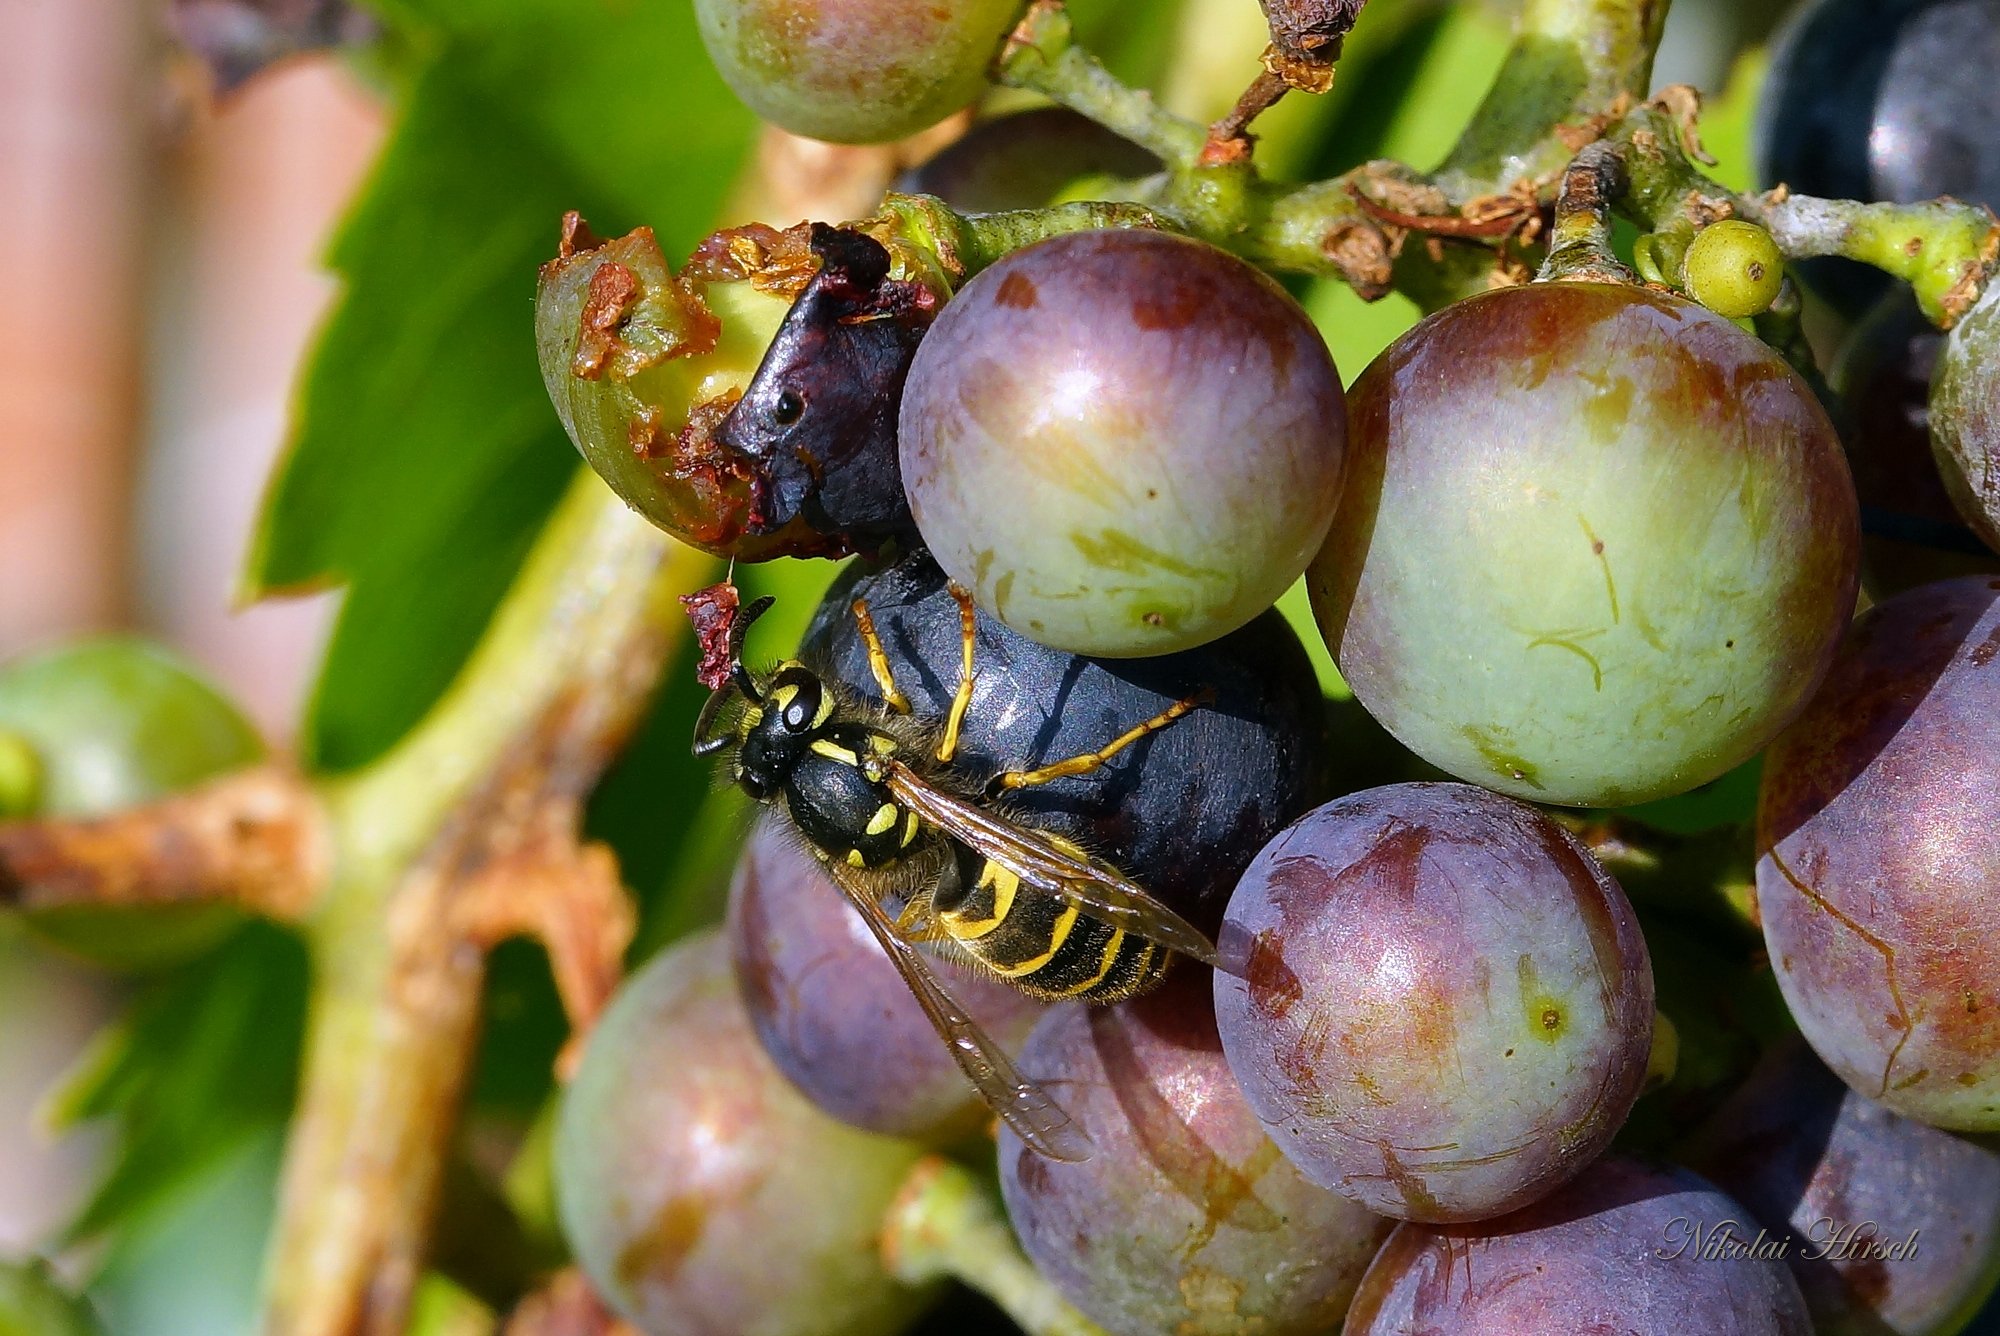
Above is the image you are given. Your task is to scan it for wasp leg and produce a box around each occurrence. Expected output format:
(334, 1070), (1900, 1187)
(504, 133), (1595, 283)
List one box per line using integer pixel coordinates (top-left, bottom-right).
(936, 582), (978, 764)
(850, 596), (912, 715)
(989, 689), (1213, 792)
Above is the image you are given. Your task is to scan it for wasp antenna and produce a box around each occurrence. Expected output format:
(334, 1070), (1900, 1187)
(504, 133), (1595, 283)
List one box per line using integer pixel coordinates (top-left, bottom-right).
(692, 679), (740, 757)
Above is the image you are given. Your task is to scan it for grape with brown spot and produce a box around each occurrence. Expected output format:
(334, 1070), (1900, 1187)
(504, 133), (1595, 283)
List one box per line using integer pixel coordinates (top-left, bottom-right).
(693, 0), (1023, 144)
(899, 229), (1347, 657)
(1310, 282), (1859, 806)
(1214, 782), (1655, 1222)
(1344, 1156), (1813, 1334)
(554, 930), (934, 1336)
(997, 970), (1392, 1336)
(1756, 575), (2000, 1132)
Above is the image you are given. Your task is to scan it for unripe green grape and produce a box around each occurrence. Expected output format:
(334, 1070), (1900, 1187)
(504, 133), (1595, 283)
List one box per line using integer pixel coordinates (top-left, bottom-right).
(693, 0), (1023, 144)
(0, 639), (264, 969)
(1683, 221), (1786, 319)
(1310, 283), (1858, 807)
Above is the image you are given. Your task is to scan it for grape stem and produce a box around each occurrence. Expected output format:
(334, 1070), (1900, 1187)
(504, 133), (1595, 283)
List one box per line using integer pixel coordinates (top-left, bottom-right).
(996, 1), (1208, 168)
(1538, 140), (1638, 284)
(881, 1156), (1111, 1336)
(0, 765), (327, 920)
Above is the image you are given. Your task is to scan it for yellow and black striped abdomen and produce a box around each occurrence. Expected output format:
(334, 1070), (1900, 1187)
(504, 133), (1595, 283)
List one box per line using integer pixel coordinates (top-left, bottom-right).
(935, 853), (1169, 1003)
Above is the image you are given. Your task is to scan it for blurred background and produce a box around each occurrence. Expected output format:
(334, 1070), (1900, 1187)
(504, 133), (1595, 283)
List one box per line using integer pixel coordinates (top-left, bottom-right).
(0, 0), (1807, 1327)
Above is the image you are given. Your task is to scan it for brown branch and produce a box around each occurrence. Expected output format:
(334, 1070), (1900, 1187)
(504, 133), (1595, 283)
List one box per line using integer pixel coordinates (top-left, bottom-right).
(0, 764), (328, 919)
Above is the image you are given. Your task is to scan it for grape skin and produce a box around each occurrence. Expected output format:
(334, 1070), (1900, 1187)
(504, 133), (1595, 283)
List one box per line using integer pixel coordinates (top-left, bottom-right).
(1928, 286), (2000, 553)
(997, 971), (1392, 1336)
(800, 550), (1332, 934)
(726, 815), (1043, 1144)
(693, 0), (1023, 144)
(555, 930), (931, 1336)
(899, 229), (1347, 657)
(1310, 282), (1859, 807)
(1344, 1156), (1813, 1334)
(1685, 1039), (2000, 1335)
(1756, 575), (2000, 1132)
(1213, 782), (1655, 1222)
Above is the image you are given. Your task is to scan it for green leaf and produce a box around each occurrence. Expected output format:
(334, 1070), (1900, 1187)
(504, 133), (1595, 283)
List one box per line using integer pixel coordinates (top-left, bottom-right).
(0, 1260), (104, 1336)
(49, 924), (307, 1243)
(251, 2), (756, 770)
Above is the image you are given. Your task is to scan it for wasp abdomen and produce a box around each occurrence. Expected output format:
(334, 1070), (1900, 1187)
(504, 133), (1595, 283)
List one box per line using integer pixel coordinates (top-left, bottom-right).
(937, 853), (1168, 1002)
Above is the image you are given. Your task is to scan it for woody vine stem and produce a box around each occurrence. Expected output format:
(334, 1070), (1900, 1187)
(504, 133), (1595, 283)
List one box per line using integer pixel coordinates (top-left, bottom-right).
(0, 0), (1992, 1331)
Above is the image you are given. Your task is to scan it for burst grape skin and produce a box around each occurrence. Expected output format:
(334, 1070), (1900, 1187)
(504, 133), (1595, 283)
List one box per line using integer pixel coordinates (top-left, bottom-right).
(899, 229), (1347, 657)
(996, 970), (1393, 1336)
(555, 930), (933, 1336)
(1684, 1039), (2000, 1336)
(726, 814), (1044, 1144)
(1344, 1156), (1813, 1334)
(1212, 782), (1655, 1223)
(799, 550), (1332, 934)
(693, 0), (1023, 144)
(1310, 282), (1859, 807)
(1756, 575), (2000, 1132)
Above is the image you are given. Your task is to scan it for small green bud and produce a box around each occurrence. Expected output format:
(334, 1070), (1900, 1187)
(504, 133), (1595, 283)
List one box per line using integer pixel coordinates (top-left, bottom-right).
(1682, 220), (1785, 319)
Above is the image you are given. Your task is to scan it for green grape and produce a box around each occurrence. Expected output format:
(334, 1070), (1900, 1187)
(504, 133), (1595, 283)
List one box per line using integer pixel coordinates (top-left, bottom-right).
(1682, 221), (1786, 319)
(1309, 282), (1859, 807)
(694, 0), (1023, 144)
(0, 639), (264, 969)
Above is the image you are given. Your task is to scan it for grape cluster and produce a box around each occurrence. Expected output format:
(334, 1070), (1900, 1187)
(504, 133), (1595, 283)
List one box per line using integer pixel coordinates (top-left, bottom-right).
(543, 4), (2000, 1334)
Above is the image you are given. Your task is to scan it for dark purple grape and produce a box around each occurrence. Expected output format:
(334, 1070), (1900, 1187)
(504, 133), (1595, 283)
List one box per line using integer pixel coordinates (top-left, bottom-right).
(1835, 290), (2000, 596)
(799, 549), (1332, 934)
(1213, 782), (1655, 1222)
(1310, 282), (1859, 807)
(1684, 1039), (2000, 1335)
(555, 930), (932, 1336)
(1757, 576), (2000, 1131)
(899, 228), (1347, 656)
(898, 108), (1160, 213)
(997, 971), (1392, 1336)
(726, 814), (1043, 1143)
(1758, 0), (2000, 313)
(1344, 1156), (1814, 1334)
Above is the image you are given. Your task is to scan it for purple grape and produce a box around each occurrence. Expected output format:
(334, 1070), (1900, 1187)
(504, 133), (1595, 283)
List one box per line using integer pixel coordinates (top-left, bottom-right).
(1757, 576), (2000, 1131)
(726, 815), (1044, 1144)
(1213, 782), (1655, 1222)
(1685, 1039), (2000, 1335)
(555, 930), (932, 1336)
(1345, 1156), (1813, 1334)
(899, 228), (1347, 656)
(997, 971), (1392, 1336)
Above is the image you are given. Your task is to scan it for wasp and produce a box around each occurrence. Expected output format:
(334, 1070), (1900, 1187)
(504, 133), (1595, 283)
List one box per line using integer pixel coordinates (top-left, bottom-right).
(694, 585), (1221, 1160)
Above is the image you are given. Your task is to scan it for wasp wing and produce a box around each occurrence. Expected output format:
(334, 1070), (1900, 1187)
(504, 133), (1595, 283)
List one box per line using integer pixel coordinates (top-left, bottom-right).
(884, 762), (1226, 972)
(823, 854), (1093, 1164)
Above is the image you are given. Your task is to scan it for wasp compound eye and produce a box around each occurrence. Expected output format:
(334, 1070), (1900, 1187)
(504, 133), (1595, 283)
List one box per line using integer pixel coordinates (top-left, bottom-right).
(779, 677), (821, 733)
